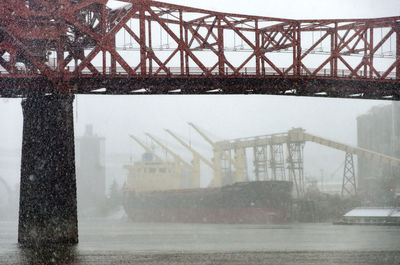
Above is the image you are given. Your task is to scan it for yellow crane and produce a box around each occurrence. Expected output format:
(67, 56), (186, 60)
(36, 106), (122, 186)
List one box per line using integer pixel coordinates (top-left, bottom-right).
(165, 129), (215, 187)
(146, 133), (199, 188)
(145, 133), (193, 169)
(188, 122), (247, 186)
(165, 129), (214, 168)
(129, 135), (163, 162)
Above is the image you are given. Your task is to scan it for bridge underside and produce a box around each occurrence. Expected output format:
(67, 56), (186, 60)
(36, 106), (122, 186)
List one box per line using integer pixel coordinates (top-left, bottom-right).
(0, 77), (399, 99)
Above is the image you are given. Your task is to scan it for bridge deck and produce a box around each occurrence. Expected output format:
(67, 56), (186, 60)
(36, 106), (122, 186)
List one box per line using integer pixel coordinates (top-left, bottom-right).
(0, 74), (398, 99)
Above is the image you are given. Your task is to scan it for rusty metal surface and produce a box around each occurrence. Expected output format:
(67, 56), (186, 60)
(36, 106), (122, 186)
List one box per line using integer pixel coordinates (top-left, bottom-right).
(0, 0), (399, 99)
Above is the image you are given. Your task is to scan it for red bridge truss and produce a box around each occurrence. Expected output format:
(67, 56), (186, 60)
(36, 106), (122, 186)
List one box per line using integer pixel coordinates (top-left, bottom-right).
(0, 0), (399, 99)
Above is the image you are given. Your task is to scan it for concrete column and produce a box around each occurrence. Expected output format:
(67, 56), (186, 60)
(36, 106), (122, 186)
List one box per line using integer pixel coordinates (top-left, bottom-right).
(18, 94), (78, 244)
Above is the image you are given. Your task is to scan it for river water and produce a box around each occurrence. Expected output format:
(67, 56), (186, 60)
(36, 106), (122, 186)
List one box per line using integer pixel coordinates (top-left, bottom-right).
(1, 220), (400, 264)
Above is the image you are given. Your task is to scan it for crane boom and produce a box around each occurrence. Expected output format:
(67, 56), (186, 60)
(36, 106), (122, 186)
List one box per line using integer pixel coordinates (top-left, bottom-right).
(165, 129), (214, 169)
(146, 133), (193, 169)
(188, 122), (215, 146)
(303, 132), (400, 168)
(188, 122), (238, 167)
(129, 135), (163, 162)
(216, 128), (400, 168)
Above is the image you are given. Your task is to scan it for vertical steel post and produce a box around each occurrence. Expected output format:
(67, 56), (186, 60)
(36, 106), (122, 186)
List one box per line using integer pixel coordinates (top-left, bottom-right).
(363, 30), (368, 78)
(330, 26), (339, 77)
(192, 155), (201, 189)
(218, 16), (225, 76)
(369, 27), (374, 78)
(139, 4), (146, 76)
(102, 51), (106, 75)
(110, 36), (116, 75)
(56, 18), (65, 74)
(287, 142), (304, 197)
(217, 16), (225, 76)
(292, 24), (297, 76)
(296, 23), (302, 76)
(255, 19), (260, 76)
(269, 143), (286, 181)
(234, 148), (247, 182)
(179, 10), (184, 75)
(212, 148), (223, 187)
(185, 27), (189, 75)
(286, 143), (299, 197)
(148, 19), (152, 75)
(253, 144), (268, 181)
(56, 41), (64, 79)
(269, 144), (276, 180)
(221, 150), (233, 186)
(333, 22), (338, 77)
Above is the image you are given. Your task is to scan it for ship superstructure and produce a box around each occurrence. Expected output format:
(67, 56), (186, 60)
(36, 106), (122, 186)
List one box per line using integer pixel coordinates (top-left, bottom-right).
(124, 152), (194, 193)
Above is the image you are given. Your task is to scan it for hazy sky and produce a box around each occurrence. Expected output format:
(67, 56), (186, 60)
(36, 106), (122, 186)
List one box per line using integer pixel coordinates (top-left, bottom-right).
(109, 0), (400, 19)
(0, 95), (389, 188)
(0, 0), (399, 187)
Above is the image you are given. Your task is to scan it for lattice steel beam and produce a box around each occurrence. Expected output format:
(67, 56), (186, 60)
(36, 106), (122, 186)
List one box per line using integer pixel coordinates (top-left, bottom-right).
(0, 0), (399, 98)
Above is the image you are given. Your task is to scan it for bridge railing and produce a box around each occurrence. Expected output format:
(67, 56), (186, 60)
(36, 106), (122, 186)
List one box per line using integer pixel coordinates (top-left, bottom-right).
(1, 65), (396, 80)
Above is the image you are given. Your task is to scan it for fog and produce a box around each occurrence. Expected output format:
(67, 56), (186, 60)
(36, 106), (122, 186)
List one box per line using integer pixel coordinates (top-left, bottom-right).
(0, 95), (386, 186)
(0, 0), (399, 220)
(0, 95), (391, 220)
(109, 0), (400, 19)
(1, 1), (400, 264)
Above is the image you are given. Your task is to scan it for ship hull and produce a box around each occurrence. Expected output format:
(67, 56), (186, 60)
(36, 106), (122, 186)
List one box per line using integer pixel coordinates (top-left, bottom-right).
(124, 207), (287, 224)
(123, 180), (293, 224)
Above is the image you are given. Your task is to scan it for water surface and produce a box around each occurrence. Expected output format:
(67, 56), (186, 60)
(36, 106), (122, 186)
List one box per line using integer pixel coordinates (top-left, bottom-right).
(1, 220), (400, 264)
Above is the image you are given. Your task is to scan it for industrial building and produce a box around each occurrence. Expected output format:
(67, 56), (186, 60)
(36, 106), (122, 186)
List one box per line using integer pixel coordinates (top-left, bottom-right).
(76, 125), (106, 216)
(357, 102), (400, 205)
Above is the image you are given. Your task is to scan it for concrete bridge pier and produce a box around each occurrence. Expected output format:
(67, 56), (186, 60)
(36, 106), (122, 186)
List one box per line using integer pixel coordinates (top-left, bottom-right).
(18, 94), (78, 244)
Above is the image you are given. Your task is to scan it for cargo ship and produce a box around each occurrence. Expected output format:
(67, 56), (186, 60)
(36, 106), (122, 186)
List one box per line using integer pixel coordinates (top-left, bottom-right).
(122, 152), (293, 224)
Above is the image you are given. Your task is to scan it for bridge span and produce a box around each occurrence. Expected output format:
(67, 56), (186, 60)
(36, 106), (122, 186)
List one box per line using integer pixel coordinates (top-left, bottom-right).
(0, 0), (399, 245)
(0, 0), (399, 99)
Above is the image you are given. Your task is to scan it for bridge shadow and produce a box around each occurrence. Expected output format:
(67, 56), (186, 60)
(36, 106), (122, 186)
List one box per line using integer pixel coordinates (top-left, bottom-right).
(19, 244), (77, 265)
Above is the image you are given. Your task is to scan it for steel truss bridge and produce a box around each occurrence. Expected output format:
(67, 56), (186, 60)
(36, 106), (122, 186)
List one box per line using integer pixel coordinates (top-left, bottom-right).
(0, 0), (399, 99)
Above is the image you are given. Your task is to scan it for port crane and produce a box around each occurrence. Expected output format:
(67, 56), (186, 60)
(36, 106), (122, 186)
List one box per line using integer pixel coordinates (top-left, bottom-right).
(129, 135), (164, 162)
(188, 122), (248, 186)
(145, 133), (193, 169)
(165, 129), (215, 187)
(216, 128), (400, 197)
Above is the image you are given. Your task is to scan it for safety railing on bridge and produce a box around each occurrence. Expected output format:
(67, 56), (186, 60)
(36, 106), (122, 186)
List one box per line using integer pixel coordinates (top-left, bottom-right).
(1, 65), (396, 80)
